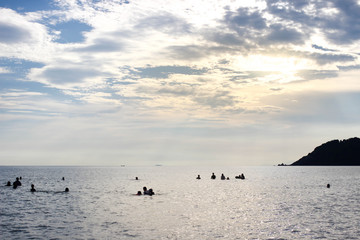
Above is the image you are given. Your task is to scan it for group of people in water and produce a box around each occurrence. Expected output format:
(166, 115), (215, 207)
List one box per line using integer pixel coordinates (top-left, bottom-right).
(134, 177), (155, 196)
(5, 176), (69, 192)
(136, 186), (155, 196)
(7, 177), (22, 188)
(196, 173), (246, 180)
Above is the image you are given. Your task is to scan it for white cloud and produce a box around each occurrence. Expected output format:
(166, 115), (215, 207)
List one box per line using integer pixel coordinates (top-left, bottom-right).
(0, 67), (12, 73)
(1, 0), (360, 166)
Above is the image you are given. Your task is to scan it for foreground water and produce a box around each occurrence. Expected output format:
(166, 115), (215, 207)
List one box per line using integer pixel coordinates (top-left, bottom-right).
(1, 166), (359, 239)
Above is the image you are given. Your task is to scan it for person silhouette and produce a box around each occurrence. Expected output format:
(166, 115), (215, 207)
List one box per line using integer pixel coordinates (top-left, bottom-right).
(65, 187), (69, 192)
(30, 184), (36, 192)
(196, 175), (201, 179)
(6, 181), (11, 186)
(13, 177), (22, 187)
(221, 174), (226, 180)
(211, 173), (216, 179)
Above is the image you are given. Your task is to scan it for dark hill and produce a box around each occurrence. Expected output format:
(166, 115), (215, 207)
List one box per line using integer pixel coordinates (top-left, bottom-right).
(291, 137), (360, 166)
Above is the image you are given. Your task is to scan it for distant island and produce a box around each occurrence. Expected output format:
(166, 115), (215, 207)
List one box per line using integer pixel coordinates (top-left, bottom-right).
(291, 137), (360, 166)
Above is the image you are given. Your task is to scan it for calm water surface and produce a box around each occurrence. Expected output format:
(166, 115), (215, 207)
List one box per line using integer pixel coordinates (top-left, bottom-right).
(1, 166), (359, 239)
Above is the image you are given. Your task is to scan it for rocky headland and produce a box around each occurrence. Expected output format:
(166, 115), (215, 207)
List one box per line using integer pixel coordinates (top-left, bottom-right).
(291, 137), (360, 166)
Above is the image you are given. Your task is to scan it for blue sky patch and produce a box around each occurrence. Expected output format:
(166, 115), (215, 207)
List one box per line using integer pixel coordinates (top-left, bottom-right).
(0, 0), (59, 13)
(53, 20), (92, 43)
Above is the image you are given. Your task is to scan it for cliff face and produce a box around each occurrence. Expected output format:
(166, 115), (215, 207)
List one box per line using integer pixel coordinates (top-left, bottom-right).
(291, 137), (360, 166)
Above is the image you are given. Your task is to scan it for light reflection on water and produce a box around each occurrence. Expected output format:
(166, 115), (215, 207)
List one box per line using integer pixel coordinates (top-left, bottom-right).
(1, 166), (359, 239)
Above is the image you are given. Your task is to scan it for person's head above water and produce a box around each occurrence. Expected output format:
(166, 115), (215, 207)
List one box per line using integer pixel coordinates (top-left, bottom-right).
(148, 189), (155, 196)
(136, 191), (142, 195)
(65, 187), (69, 192)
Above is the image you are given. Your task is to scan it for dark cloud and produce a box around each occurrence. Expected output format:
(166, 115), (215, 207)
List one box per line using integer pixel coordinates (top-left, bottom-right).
(40, 67), (101, 84)
(307, 52), (356, 65)
(269, 88), (282, 92)
(263, 24), (305, 45)
(336, 65), (360, 71)
(127, 65), (208, 79)
(224, 7), (267, 33)
(73, 39), (124, 52)
(296, 70), (338, 80)
(265, 0), (316, 26)
(0, 23), (31, 43)
(194, 91), (237, 108)
(157, 86), (194, 96)
(274, 49), (357, 65)
(265, 0), (360, 44)
(205, 32), (245, 46)
(322, 0), (360, 44)
(312, 44), (337, 52)
(167, 45), (209, 60)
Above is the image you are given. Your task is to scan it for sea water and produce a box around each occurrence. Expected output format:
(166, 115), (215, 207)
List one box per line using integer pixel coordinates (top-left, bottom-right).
(0, 166), (359, 240)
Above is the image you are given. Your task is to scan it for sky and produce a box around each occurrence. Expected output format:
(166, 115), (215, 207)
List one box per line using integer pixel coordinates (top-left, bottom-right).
(1, 0), (360, 166)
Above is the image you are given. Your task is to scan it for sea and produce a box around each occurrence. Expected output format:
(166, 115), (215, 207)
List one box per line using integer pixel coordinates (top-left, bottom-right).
(0, 166), (359, 240)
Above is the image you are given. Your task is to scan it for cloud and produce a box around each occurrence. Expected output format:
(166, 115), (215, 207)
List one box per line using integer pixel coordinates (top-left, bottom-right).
(337, 65), (360, 71)
(322, 0), (360, 44)
(29, 66), (105, 87)
(263, 24), (305, 45)
(0, 8), (48, 45)
(0, 67), (11, 73)
(166, 45), (209, 60)
(308, 52), (356, 65)
(296, 70), (338, 80)
(265, 0), (360, 44)
(224, 7), (267, 33)
(126, 65), (208, 79)
(0, 22), (32, 43)
(135, 13), (192, 35)
(312, 44), (337, 52)
(73, 38), (124, 52)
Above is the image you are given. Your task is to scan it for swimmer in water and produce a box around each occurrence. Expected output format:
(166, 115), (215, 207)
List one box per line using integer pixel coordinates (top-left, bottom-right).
(135, 177), (139, 180)
(13, 177), (22, 187)
(6, 181), (11, 186)
(211, 173), (216, 179)
(148, 189), (155, 196)
(30, 184), (36, 192)
(196, 175), (201, 180)
(136, 191), (142, 195)
(65, 188), (69, 192)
